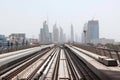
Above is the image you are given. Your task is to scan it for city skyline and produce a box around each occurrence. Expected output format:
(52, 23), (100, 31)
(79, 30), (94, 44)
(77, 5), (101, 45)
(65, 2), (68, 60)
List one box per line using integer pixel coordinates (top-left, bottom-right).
(39, 20), (67, 44)
(0, 0), (120, 41)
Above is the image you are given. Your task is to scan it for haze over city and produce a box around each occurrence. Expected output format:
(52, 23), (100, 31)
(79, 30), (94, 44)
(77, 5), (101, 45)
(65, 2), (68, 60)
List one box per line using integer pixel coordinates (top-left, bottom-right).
(1, 0), (120, 80)
(0, 0), (120, 41)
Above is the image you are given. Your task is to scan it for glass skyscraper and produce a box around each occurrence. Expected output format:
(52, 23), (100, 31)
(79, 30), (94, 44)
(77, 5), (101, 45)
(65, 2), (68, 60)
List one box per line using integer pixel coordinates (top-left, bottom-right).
(82, 20), (99, 43)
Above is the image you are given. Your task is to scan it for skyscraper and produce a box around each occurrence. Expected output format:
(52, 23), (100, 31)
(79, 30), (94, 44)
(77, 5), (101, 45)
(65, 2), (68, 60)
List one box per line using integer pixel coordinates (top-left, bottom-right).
(63, 33), (66, 42)
(71, 24), (74, 42)
(39, 20), (50, 44)
(82, 20), (99, 44)
(53, 23), (59, 43)
(49, 32), (52, 43)
(87, 20), (99, 43)
(59, 27), (64, 43)
(43, 21), (49, 43)
(40, 28), (44, 43)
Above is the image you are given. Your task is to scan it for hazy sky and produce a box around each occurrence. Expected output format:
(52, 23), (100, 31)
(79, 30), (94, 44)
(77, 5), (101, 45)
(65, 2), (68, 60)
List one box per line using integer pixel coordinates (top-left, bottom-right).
(0, 0), (120, 41)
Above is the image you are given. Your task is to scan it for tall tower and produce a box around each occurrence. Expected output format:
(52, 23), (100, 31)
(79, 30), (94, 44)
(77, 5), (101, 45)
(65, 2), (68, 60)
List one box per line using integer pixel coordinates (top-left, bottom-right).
(59, 27), (64, 43)
(71, 24), (74, 42)
(40, 28), (44, 43)
(82, 20), (99, 44)
(43, 20), (49, 44)
(87, 20), (99, 43)
(53, 23), (59, 43)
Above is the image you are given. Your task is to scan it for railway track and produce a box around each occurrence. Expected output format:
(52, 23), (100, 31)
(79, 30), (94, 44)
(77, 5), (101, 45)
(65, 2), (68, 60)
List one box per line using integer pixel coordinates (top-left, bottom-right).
(64, 49), (82, 80)
(0, 47), (52, 80)
(51, 48), (60, 80)
(0, 45), (106, 80)
(34, 48), (60, 80)
(64, 46), (101, 80)
(0, 47), (50, 76)
(13, 47), (57, 80)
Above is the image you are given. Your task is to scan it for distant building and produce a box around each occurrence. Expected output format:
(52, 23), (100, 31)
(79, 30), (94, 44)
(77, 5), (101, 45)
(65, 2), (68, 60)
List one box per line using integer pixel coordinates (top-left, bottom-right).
(87, 20), (99, 43)
(82, 23), (87, 43)
(28, 38), (39, 45)
(91, 38), (115, 45)
(71, 24), (74, 42)
(82, 20), (99, 44)
(0, 35), (7, 47)
(40, 28), (44, 43)
(59, 27), (64, 43)
(63, 33), (66, 43)
(43, 21), (49, 43)
(39, 20), (50, 44)
(49, 32), (52, 43)
(9, 33), (26, 46)
(53, 23), (59, 43)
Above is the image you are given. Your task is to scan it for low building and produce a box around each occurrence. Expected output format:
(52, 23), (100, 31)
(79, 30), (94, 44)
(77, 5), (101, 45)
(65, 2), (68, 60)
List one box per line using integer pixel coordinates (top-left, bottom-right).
(9, 33), (26, 46)
(0, 35), (5, 47)
(91, 38), (115, 45)
(0, 35), (8, 47)
(28, 38), (39, 45)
